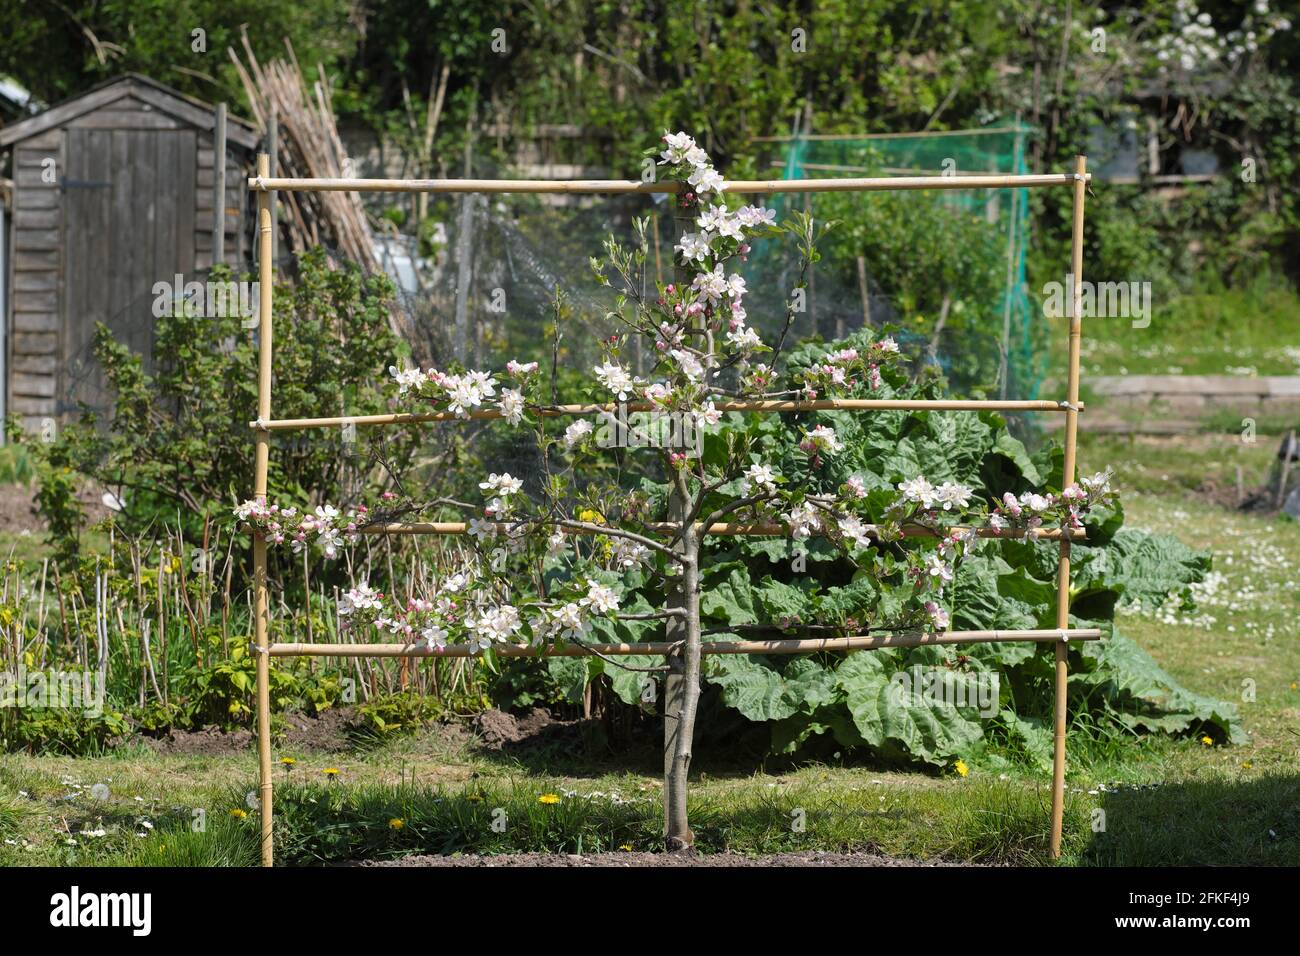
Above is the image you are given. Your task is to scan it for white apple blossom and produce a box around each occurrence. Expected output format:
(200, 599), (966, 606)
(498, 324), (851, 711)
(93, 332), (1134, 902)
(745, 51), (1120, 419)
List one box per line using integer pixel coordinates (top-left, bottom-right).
(735, 205), (776, 227)
(683, 145), (710, 168)
(643, 382), (672, 406)
(838, 515), (873, 549)
(339, 582), (383, 616)
(546, 530), (569, 559)
(675, 232), (712, 263)
(549, 602), (589, 640)
(898, 476), (937, 509)
(726, 324), (764, 350)
(388, 365), (425, 394)
(924, 553), (954, 584)
(1079, 469), (1113, 495)
(583, 580), (621, 614)
(611, 538), (650, 569)
(801, 424), (844, 455)
(687, 164), (725, 195)
(696, 204), (731, 235)
(691, 264), (729, 305)
(422, 624), (449, 650)
(479, 472), (523, 497)
(670, 349), (706, 382)
(934, 482), (973, 511)
(233, 499), (271, 521)
(498, 388), (525, 425)
(594, 362), (637, 401)
(659, 131), (698, 165)
(783, 501), (823, 539)
(472, 604), (523, 644)
(739, 463), (778, 495)
(924, 601), (950, 630)
(693, 401), (722, 429)
(564, 419), (595, 447)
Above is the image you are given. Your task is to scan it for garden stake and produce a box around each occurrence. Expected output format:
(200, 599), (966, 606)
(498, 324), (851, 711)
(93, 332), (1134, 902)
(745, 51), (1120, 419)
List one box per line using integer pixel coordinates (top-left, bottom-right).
(1050, 155), (1088, 859)
(254, 153), (276, 867)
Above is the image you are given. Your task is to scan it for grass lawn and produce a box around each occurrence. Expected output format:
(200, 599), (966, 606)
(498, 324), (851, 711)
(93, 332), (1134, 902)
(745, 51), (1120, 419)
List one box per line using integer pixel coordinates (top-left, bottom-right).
(1043, 271), (1300, 380)
(1, 430), (1296, 867)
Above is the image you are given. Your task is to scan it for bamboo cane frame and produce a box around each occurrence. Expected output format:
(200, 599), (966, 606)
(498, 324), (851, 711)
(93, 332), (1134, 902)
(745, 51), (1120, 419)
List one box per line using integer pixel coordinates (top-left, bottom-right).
(357, 521), (1085, 540)
(249, 159), (1091, 866)
(270, 629), (1101, 658)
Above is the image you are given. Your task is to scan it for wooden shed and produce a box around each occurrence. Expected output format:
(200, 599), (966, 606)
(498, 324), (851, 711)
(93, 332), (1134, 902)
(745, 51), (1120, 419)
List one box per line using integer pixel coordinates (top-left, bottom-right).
(0, 74), (261, 433)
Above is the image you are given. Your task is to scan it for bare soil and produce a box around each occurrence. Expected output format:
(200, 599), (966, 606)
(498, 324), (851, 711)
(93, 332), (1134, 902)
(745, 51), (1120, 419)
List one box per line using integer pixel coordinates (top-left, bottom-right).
(0, 482), (41, 533)
(359, 850), (976, 867)
(0, 481), (113, 534)
(143, 706), (360, 755)
(471, 706), (581, 749)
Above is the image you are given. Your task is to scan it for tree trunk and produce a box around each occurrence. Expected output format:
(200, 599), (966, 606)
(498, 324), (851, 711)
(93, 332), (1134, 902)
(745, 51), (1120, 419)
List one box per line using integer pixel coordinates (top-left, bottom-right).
(664, 528), (700, 850)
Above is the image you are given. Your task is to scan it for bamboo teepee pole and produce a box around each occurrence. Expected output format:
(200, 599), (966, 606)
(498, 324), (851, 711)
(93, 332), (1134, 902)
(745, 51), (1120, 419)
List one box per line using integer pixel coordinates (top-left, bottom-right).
(253, 153), (275, 868)
(1050, 156), (1088, 859)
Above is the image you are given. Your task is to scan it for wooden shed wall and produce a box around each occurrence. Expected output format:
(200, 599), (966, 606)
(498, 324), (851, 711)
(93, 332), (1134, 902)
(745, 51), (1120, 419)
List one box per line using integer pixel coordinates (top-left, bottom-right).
(6, 92), (252, 427)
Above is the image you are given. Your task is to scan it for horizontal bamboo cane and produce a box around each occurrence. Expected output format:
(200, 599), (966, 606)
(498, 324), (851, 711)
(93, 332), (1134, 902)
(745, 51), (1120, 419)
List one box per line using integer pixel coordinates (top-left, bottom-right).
(250, 397), (1081, 431)
(361, 521), (1086, 540)
(269, 628), (1102, 658)
(248, 173), (1090, 195)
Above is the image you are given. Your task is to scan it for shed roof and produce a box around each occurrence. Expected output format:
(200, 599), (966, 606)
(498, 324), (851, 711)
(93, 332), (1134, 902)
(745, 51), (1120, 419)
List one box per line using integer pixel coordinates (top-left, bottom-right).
(0, 73), (260, 150)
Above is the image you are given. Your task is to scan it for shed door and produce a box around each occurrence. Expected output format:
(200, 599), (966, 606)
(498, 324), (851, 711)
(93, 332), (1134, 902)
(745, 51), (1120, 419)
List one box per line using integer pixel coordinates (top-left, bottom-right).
(61, 127), (196, 415)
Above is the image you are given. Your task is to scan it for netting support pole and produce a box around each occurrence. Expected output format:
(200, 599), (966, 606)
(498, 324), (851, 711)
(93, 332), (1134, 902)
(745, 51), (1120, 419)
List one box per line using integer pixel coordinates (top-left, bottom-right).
(1051, 155), (1087, 859)
(254, 153), (276, 867)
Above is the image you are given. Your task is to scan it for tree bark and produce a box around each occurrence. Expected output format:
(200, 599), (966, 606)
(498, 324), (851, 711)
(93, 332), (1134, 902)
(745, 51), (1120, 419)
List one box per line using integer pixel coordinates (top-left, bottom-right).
(664, 524), (700, 851)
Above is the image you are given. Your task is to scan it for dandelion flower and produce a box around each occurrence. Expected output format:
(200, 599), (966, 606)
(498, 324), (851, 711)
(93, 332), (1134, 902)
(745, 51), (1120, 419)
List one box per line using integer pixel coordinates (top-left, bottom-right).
(538, 793), (561, 805)
(388, 818), (405, 830)
(954, 759), (969, 778)
(230, 808), (248, 819)
(323, 767), (341, 778)
(1200, 736), (1213, 746)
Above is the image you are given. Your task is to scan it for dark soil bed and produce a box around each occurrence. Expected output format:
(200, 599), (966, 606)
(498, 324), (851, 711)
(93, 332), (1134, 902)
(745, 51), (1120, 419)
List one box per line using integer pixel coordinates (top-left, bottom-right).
(358, 850), (977, 867)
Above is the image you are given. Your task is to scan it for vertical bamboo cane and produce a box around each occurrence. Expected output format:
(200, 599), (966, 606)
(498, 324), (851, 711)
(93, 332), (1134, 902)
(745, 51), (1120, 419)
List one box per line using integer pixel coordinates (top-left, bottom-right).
(254, 153), (275, 867)
(1050, 155), (1087, 858)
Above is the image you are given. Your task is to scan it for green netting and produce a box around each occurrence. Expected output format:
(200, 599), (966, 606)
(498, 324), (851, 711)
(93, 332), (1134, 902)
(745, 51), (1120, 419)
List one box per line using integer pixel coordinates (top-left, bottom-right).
(767, 125), (1041, 399)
